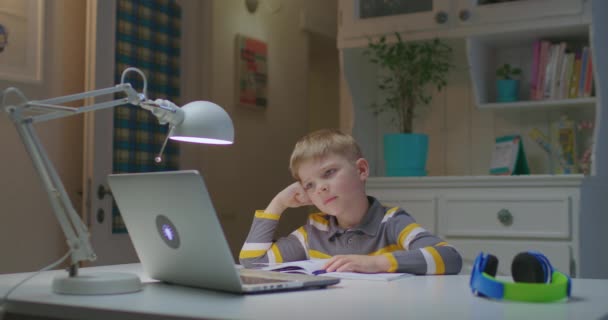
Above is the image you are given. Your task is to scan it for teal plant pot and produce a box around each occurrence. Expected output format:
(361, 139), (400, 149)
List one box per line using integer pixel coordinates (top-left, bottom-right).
(383, 133), (428, 177)
(497, 79), (520, 102)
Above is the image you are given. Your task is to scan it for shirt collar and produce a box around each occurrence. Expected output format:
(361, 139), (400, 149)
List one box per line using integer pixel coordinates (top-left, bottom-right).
(327, 196), (384, 238)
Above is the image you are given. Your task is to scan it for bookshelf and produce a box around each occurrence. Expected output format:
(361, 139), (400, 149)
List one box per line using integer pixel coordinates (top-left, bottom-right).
(465, 12), (599, 177)
(467, 24), (593, 107)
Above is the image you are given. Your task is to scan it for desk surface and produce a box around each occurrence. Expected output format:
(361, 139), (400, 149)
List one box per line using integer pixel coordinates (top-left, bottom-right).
(1, 263), (607, 320)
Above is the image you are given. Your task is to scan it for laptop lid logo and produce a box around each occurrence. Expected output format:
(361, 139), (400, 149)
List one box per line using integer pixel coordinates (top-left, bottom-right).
(156, 214), (180, 249)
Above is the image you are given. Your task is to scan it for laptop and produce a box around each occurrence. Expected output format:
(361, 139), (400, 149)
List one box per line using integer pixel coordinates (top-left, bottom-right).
(107, 170), (339, 294)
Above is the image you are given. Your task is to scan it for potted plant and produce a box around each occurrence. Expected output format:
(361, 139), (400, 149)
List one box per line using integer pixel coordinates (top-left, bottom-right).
(496, 63), (522, 102)
(365, 33), (452, 176)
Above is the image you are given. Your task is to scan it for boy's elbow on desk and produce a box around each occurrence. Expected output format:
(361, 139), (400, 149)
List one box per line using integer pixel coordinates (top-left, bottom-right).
(239, 251), (268, 268)
(440, 246), (463, 275)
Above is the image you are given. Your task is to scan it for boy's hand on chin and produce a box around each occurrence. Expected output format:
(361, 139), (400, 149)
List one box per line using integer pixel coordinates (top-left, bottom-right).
(266, 182), (312, 214)
(282, 181), (312, 207)
(323, 255), (391, 273)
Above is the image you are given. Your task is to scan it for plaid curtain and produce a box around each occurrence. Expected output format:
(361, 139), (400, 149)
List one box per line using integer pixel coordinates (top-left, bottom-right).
(112, 0), (181, 233)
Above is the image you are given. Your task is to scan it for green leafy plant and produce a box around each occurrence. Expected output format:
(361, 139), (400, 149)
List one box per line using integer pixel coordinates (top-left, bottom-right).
(496, 63), (522, 80)
(365, 33), (452, 134)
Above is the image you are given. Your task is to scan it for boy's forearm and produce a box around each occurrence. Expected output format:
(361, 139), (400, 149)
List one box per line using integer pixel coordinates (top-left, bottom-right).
(390, 245), (462, 275)
(265, 198), (287, 215)
(239, 210), (280, 267)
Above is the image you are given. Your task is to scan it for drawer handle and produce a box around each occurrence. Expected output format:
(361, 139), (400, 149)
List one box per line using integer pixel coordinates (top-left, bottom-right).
(459, 9), (470, 22)
(497, 209), (513, 226)
(435, 11), (448, 24)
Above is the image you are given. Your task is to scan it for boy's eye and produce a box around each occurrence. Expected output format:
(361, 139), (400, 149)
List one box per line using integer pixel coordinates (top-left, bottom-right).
(304, 183), (313, 190)
(323, 168), (336, 177)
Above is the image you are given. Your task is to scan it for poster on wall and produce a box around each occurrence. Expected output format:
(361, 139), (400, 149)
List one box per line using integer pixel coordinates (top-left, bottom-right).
(0, 0), (43, 83)
(236, 34), (268, 108)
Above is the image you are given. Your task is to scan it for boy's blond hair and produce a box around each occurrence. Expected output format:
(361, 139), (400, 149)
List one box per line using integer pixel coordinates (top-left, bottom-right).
(289, 129), (363, 180)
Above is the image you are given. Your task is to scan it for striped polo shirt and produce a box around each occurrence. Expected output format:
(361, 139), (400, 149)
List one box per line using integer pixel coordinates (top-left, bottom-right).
(239, 197), (462, 275)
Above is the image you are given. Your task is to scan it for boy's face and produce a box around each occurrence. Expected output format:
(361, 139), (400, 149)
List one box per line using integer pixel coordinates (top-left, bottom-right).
(297, 153), (369, 217)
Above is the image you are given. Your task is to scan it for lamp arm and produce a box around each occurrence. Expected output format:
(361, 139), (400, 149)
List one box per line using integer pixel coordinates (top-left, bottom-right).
(14, 119), (96, 266)
(0, 71), (164, 274)
(20, 84), (142, 124)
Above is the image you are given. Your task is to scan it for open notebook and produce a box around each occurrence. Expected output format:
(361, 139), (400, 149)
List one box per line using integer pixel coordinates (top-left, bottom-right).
(261, 259), (413, 281)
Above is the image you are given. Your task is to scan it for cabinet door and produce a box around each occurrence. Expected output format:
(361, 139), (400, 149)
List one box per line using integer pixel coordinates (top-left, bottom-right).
(455, 0), (583, 26)
(438, 194), (572, 239)
(339, 0), (452, 41)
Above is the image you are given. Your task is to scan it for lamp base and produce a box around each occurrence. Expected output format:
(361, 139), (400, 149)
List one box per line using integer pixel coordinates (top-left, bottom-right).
(52, 272), (142, 295)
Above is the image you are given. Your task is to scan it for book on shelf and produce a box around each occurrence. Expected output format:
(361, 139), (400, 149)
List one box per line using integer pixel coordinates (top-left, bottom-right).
(568, 52), (582, 98)
(259, 259), (413, 281)
(583, 50), (593, 97)
(530, 40), (541, 99)
(548, 42), (567, 100)
(530, 40), (593, 101)
(541, 42), (558, 99)
(534, 40), (551, 100)
(578, 46), (589, 97)
(557, 52), (573, 99)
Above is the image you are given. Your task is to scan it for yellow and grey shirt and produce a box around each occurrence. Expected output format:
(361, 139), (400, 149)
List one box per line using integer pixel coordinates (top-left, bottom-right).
(239, 197), (462, 275)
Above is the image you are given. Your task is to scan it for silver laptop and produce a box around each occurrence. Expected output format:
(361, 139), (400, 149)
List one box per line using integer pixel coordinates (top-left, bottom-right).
(107, 170), (339, 294)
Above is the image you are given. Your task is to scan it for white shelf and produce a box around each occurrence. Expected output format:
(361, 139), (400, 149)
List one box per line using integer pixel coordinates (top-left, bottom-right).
(478, 97), (595, 110)
(367, 174), (585, 189)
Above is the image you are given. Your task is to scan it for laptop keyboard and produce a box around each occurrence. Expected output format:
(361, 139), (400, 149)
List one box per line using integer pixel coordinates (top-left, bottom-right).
(240, 275), (289, 285)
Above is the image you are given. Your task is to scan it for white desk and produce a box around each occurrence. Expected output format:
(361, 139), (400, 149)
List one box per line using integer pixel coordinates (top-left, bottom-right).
(1, 263), (607, 320)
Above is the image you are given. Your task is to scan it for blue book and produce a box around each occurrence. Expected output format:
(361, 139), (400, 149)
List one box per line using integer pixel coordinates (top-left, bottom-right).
(578, 47), (589, 97)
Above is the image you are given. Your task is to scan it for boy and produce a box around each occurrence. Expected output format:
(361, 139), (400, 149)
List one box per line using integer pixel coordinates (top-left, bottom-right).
(239, 129), (462, 275)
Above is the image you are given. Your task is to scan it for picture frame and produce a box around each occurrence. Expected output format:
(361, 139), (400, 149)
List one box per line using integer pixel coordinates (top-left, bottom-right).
(489, 135), (530, 175)
(0, 0), (44, 83)
(235, 34), (268, 108)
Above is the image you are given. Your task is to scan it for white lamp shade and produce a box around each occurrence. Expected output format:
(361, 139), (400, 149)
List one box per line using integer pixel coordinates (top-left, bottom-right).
(170, 101), (234, 145)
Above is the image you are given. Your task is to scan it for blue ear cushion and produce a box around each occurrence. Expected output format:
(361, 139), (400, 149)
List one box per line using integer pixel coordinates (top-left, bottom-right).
(511, 252), (547, 283)
(483, 254), (499, 277)
(527, 251), (553, 283)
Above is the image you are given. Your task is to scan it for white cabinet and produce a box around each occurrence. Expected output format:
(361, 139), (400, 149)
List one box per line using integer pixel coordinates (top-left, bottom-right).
(454, 0), (584, 27)
(339, 0), (453, 47)
(338, 0), (588, 48)
(366, 175), (582, 277)
(342, 0), (608, 278)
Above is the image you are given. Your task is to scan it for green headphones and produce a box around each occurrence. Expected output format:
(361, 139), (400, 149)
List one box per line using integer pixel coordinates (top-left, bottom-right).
(469, 251), (571, 302)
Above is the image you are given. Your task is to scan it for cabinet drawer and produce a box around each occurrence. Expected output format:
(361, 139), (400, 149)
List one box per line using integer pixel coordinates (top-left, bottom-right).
(439, 195), (571, 239)
(449, 239), (572, 277)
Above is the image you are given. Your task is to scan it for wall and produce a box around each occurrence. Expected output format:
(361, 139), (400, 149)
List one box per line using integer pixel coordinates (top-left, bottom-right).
(0, 0), (86, 274)
(182, 0), (338, 259)
(308, 33), (340, 132)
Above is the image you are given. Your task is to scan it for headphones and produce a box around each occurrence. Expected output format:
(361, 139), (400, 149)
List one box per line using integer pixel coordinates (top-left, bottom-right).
(469, 251), (571, 302)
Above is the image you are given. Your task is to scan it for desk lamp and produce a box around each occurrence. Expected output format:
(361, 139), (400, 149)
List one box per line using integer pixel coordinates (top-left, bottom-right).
(1, 67), (234, 295)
